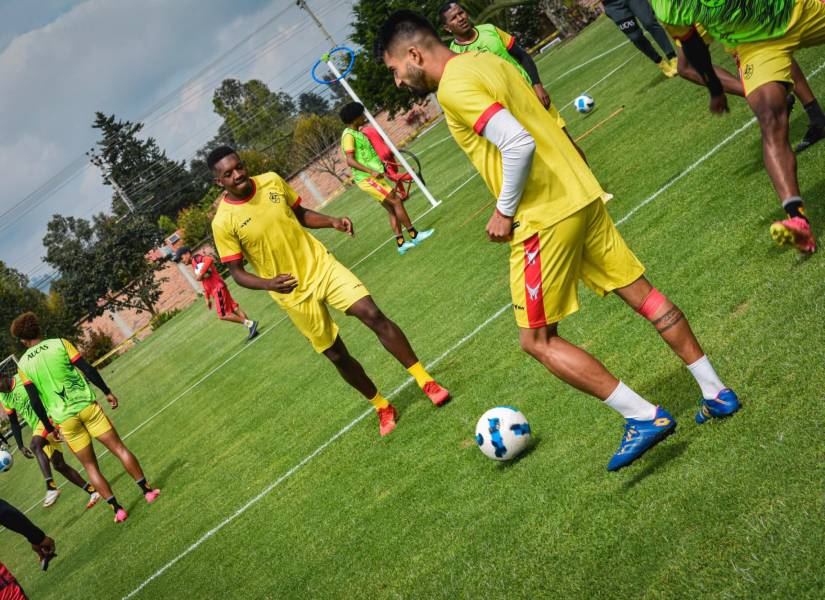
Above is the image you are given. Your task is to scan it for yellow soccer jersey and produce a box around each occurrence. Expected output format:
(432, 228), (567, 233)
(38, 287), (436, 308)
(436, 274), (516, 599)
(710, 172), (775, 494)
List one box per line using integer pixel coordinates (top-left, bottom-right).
(211, 172), (334, 308)
(437, 52), (604, 243)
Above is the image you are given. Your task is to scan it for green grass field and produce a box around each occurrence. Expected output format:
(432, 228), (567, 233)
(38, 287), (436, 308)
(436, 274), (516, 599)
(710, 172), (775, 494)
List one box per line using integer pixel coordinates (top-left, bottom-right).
(3, 16), (825, 599)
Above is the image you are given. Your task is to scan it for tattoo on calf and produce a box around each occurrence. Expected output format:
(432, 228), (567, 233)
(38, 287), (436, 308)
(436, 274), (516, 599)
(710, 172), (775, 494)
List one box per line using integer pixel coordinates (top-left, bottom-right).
(652, 307), (684, 334)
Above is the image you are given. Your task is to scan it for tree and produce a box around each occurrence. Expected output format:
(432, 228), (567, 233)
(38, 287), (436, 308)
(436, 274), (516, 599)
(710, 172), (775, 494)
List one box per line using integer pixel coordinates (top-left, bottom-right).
(177, 205), (211, 247)
(538, 0), (595, 39)
(349, 0), (444, 118)
(190, 122), (237, 192)
(44, 214), (167, 319)
(92, 113), (200, 221)
(292, 113), (347, 183)
(158, 214), (177, 237)
(0, 261), (78, 358)
(349, 1), (557, 116)
(298, 91), (330, 116)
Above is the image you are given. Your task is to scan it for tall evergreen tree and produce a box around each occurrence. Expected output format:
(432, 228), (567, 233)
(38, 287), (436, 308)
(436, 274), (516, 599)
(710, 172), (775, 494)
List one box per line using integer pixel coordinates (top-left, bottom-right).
(92, 112), (200, 220)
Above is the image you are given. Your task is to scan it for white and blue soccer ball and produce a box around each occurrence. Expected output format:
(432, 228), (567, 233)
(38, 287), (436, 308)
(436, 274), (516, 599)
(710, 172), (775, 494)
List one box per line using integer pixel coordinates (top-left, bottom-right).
(574, 94), (595, 114)
(475, 406), (532, 461)
(0, 449), (13, 472)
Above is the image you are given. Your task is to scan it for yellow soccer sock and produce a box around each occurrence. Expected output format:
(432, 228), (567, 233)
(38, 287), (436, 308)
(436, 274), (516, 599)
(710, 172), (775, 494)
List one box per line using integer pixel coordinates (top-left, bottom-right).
(369, 392), (389, 411)
(407, 361), (433, 389)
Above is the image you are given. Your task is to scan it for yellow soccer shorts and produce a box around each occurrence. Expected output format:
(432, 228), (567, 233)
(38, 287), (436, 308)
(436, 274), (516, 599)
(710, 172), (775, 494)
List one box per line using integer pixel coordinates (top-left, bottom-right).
(734, 0), (825, 96)
(283, 259), (371, 353)
(59, 403), (113, 453)
(510, 199), (645, 329)
(356, 176), (394, 202)
(674, 24), (713, 48)
(31, 421), (61, 459)
(548, 101), (566, 129)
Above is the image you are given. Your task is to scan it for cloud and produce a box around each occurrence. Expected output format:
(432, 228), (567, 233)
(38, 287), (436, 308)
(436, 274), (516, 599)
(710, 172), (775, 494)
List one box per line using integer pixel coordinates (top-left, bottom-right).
(0, 0), (355, 277)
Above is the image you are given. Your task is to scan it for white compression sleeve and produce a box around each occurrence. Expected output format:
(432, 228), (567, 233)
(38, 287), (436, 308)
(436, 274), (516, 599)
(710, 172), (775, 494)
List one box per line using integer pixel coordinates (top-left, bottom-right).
(481, 108), (536, 217)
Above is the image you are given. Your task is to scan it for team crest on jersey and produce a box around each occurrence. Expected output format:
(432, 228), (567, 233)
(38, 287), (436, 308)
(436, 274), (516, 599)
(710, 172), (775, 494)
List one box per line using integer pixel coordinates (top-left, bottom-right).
(269, 191), (283, 203)
(742, 64), (754, 80)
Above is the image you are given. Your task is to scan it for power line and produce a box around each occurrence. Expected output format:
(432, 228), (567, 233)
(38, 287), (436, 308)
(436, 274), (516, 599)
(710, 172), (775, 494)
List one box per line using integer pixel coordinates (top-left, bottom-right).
(0, 10), (348, 241)
(6, 9), (354, 274)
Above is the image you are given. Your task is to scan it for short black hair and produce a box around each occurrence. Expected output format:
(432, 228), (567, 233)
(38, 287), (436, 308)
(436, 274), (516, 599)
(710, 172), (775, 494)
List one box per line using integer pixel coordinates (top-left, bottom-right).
(207, 145), (237, 171)
(438, 2), (463, 24)
(374, 10), (441, 58)
(339, 102), (365, 124)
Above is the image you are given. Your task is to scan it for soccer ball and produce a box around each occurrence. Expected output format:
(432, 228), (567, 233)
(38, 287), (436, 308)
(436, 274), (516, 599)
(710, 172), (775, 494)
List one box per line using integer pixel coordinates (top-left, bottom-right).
(194, 262), (205, 276)
(475, 406), (532, 461)
(574, 94), (595, 114)
(0, 449), (13, 472)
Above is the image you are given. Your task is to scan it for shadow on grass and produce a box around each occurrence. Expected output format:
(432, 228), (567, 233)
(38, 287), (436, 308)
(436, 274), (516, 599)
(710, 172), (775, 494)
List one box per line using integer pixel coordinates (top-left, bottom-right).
(622, 438), (690, 488)
(497, 434), (541, 469)
(122, 457), (182, 513)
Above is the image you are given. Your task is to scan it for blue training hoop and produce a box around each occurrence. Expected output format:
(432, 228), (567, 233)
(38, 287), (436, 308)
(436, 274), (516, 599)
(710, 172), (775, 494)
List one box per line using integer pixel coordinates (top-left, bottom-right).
(311, 46), (356, 84)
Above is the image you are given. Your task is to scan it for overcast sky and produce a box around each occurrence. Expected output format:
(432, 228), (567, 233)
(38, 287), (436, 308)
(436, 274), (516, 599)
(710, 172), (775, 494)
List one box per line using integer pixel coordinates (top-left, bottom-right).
(0, 0), (355, 284)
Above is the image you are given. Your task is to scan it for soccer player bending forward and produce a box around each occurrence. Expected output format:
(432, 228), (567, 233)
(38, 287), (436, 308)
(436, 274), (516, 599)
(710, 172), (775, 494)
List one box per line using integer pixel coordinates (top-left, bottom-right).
(1, 373), (101, 509)
(206, 146), (450, 436)
(652, 0), (825, 254)
(377, 11), (740, 471)
(10, 312), (159, 522)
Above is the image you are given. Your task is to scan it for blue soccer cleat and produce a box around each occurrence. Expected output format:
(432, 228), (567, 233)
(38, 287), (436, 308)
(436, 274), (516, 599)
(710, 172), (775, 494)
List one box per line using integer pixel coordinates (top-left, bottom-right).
(411, 228), (434, 246)
(607, 406), (676, 472)
(695, 388), (740, 424)
(397, 241), (415, 255)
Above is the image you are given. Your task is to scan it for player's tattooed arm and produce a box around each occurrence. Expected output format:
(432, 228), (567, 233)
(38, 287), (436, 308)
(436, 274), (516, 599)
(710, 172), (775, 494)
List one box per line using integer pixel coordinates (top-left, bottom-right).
(652, 306), (685, 334)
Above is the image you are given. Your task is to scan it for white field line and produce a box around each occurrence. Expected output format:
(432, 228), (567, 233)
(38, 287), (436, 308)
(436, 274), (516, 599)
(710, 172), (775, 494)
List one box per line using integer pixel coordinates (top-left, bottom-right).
(122, 303), (512, 600)
(545, 40), (630, 85)
(123, 101), (770, 596)
(416, 133), (454, 155)
(7, 203), (438, 518)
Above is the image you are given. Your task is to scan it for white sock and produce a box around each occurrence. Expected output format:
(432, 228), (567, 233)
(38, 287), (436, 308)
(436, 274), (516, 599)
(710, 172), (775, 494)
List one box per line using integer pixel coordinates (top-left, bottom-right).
(243, 319), (253, 328)
(687, 355), (725, 400)
(604, 381), (657, 420)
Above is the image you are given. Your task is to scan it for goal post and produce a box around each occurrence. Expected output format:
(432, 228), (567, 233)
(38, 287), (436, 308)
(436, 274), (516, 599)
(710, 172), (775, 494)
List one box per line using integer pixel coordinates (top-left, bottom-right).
(312, 47), (442, 209)
(0, 354), (20, 447)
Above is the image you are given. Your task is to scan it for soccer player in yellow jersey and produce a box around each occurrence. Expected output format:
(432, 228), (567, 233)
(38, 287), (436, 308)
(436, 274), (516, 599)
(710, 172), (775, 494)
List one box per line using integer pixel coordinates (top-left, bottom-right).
(207, 146), (450, 436)
(377, 11), (740, 471)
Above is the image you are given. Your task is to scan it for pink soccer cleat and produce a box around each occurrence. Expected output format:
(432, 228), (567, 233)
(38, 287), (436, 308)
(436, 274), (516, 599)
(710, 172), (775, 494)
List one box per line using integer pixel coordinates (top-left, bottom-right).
(770, 216), (816, 254)
(144, 489), (161, 504)
(114, 508), (128, 523)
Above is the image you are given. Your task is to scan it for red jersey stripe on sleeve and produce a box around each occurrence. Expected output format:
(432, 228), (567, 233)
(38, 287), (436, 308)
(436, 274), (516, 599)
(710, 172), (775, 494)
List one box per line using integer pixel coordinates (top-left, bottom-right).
(506, 35), (515, 50)
(675, 25), (697, 42)
(473, 102), (504, 135)
(291, 196), (302, 208)
(70, 353), (82, 363)
(220, 253), (243, 263)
